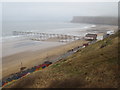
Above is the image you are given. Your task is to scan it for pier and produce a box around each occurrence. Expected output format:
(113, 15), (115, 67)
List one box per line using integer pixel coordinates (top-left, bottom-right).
(13, 31), (82, 42)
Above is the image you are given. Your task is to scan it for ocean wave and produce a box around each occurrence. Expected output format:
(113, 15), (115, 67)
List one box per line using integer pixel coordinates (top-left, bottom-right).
(0, 35), (28, 43)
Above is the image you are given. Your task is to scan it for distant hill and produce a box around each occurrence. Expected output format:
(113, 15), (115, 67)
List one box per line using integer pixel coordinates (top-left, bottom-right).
(7, 31), (119, 88)
(71, 16), (118, 25)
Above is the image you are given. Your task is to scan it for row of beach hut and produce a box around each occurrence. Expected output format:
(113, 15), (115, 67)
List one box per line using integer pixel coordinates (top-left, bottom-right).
(2, 61), (52, 87)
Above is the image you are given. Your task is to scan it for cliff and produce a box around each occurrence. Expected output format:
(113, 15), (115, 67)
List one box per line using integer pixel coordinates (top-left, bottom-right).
(71, 16), (118, 25)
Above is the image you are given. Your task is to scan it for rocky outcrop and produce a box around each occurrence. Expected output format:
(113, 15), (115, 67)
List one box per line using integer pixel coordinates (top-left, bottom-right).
(71, 16), (118, 25)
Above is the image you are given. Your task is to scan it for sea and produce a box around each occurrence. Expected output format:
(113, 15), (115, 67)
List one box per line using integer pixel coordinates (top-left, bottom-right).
(1, 21), (92, 42)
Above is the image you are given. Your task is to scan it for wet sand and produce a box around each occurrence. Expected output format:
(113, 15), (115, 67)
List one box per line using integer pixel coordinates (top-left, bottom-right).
(2, 39), (66, 57)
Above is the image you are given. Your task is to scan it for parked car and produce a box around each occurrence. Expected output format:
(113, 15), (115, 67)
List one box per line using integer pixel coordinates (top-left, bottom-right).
(83, 43), (89, 47)
(43, 61), (52, 65)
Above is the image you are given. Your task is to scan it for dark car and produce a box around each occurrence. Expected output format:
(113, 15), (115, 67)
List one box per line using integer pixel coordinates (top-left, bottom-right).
(43, 61), (52, 65)
(83, 43), (89, 47)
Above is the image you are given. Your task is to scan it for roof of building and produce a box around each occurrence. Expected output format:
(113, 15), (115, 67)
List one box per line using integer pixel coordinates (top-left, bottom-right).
(97, 33), (106, 36)
(85, 34), (97, 37)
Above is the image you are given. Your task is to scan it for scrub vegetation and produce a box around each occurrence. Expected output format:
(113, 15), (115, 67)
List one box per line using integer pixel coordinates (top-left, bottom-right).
(7, 31), (119, 88)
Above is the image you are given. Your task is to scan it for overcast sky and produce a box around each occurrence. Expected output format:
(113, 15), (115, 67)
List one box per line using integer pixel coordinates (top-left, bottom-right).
(2, 2), (118, 22)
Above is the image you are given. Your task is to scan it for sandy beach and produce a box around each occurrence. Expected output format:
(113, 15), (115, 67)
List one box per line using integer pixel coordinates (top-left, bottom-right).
(1, 25), (118, 79)
(2, 37), (88, 78)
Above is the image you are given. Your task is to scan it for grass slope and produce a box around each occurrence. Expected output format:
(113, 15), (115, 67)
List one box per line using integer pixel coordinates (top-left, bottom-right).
(8, 31), (119, 88)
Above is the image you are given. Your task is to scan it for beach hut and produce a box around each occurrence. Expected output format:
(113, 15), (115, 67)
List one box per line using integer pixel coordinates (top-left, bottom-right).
(35, 65), (42, 71)
(41, 64), (47, 69)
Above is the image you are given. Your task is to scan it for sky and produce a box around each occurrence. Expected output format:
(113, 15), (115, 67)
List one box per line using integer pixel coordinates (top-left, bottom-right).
(0, 0), (119, 2)
(2, 2), (118, 22)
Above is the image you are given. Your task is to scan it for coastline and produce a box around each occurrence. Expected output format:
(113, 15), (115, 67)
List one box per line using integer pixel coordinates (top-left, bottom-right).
(2, 25), (118, 79)
(2, 38), (88, 78)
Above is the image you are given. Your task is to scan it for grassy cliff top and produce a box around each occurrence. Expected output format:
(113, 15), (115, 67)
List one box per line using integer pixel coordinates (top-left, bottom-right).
(8, 31), (119, 88)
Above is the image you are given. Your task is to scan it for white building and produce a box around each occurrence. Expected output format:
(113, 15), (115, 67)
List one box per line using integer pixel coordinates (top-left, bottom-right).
(107, 30), (115, 35)
(97, 33), (107, 40)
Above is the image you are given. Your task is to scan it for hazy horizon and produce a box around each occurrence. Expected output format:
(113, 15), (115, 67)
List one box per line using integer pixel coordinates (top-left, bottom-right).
(2, 2), (118, 22)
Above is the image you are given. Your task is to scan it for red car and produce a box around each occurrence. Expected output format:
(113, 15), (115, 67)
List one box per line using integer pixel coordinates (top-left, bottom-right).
(83, 43), (88, 47)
